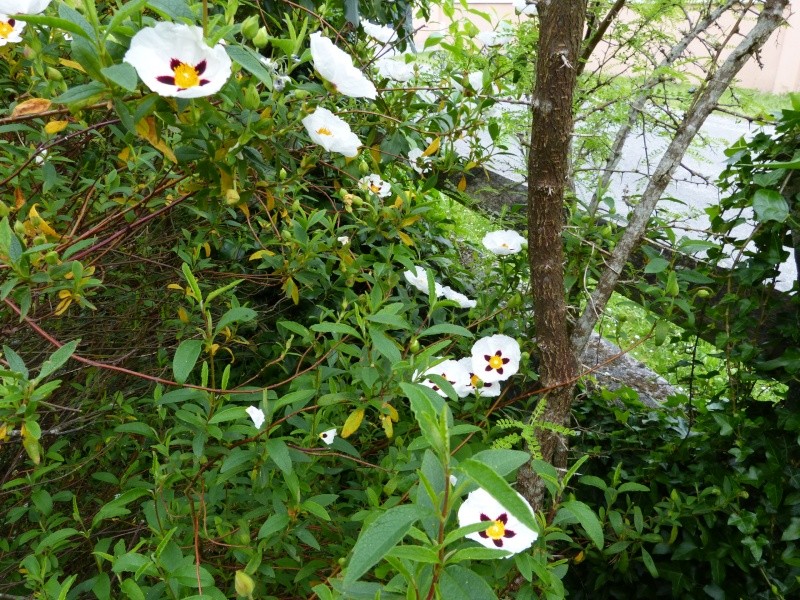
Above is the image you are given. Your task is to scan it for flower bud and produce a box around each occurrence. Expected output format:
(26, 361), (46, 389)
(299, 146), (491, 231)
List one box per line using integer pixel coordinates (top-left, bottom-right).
(358, 160), (370, 175)
(46, 67), (63, 81)
(241, 15), (259, 40)
(234, 570), (256, 598)
(225, 189), (240, 205)
(408, 338), (420, 354)
(253, 27), (269, 49)
(44, 250), (59, 265)
(279, 168), (287, 180)
(243, 84), (260, 110)
(13, 220), (26, 237)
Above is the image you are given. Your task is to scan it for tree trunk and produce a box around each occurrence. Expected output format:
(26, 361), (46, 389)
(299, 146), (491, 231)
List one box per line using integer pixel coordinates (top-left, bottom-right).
(518, 0), (587, 508)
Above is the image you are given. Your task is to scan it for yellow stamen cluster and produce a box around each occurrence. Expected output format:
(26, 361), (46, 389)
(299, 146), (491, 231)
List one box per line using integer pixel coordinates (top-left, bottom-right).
(488, 355), (504, 369)
(173, 63), (201, 88)
(485, 520), (506, 540)
(0, 21), (13, 39)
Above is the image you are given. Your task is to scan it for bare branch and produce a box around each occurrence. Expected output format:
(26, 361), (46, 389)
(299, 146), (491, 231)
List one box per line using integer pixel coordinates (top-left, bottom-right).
(571, 0), (791, 357)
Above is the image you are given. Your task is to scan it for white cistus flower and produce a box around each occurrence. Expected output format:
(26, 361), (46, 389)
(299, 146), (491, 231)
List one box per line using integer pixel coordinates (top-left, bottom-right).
(375, 55), (414, 82)
(361, 19), (397, 44)
(246, 406), (265, 429)
(457, 358), (501, 397)
(359, 174), (391, 198)
(310, 32), (377, 99)
(404, 266), (443, 297)
(408, 147), (431, 175)
(419, 359), (472, 398)
(477, 22), (515, 48)
(319, 428), (337, 445)
(337, 236), (350, 246)
(471, 334), (521, 384)
(124, 22), (232, 98)
(302, 107), (362, 158)
(441, 286), (476, 309)
(458, 487), (538, 555)
(513, 0), (538, 17)
(0, 0), (51, 14)
(482, 230), (526, 255)
(0, 16), (24, 45)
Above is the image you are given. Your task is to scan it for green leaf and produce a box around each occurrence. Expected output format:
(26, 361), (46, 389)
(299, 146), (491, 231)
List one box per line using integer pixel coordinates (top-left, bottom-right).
(35, 528), (80, 553)
(92, 489), (150, 528)
(35, 339), (79, 382)
(208, 406), (247, 424)
(447, 547), (511, 562)
(752, 188), (789, 223)
(559, 500), (604, 550)
(101, 63), (138, 92)
(3, 345), (29, 379)
(105, 0), (148, 35)
(643, 257), (669, 274)
(119, 578), (145, 600)
(458, 459), (538, 533)
(15, 15), (92, 40)
(258, 513), (291, 540)
(52, 82), (107, 105)
(468, 449), (530, 477)
(641, 547), (658, 577)
(344, 505), (422, 585)
(173, 339), (203, 384)
(368, 326), (401, 363)
(226, 45), (274, 88)
(265, 438), (292, 475)
(438, 565), (498, 600)
(418, 323), (473, 338)
(146, 0), (194, 20)
(387, 545), (439, 564)
(401, 382), (446, 454)
(311, 322), (361, 338)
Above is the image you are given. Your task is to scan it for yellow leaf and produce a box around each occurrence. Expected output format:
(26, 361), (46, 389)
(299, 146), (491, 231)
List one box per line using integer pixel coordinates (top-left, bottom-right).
(283, 278), (299, 305)
(381, 414), (393, 438)
(59, 58), (85, 73)
(399, 215), (421, 228)
(135, 117), (177, 163)
(393, 196), (403, 209)
(45, 120), (69, 135)
(458, 175), (467, 192)
(118, 146), (131, 162)
(265, 189), (275, 211)
(383, 402), (399, 422)
(237, 202), (250, 219)
(370, 145), (382, 164)
(167, 283), (184, 291)
(341, 408), (365, 439)
(22, 436), (41, 465)
(422, 137), (440, 157)
(29, 204), (59, 240)
(397, 231), (414, 246)
(14, 187), (24, 209)
(11, 98), (52, 118)
(54, 296), (72, 316)
(573, 550), (585, 564)
(202, 242), (211, 257)
(0, 422), (8, 442)
(177, 307), (189, 323)
(249, 249), (275, 261)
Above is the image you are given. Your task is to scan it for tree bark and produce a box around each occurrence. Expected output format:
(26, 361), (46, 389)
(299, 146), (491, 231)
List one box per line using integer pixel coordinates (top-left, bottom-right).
(571, 0), (790, 358)
(518, 0), (587, 508)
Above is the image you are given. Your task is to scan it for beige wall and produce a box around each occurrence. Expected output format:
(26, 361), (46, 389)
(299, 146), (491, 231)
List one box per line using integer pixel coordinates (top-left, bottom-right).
(416, 1), (800, 94)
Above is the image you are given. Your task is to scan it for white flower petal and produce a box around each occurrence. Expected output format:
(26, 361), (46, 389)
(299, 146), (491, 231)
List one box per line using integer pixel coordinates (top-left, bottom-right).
(375, 55), (414, 82)
(458, 487), (538, 556)
(246, 406), (265, 429)
(319, 428), (337, 445)
(482, 230), (526, 255)
(302, 107), (362, 157)
(361, 19), (398, 44)
(471, 334), (521, 384)
(337, 236), (350, 245)
(0, 0), (51, 14)
(408, 147), (432, 175)
(124, 23), (232, 99)
(359, 174), (391, 198)
(513, 0), (538, 16)
(441, 286), (476, 309)
(420, 359), (472, 398)
(403, 266), (444, 297)
(310, 32), (376, 99)
(456, 358), (502, 397)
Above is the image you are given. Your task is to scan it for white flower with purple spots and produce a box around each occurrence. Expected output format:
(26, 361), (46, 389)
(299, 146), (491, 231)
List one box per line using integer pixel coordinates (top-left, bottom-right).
(302, 107), (362, 158)
(0, 0), (51, 14)
(0, 15), (24, 45)
(319, 428), (337, 445)
(471, 334), (520, 384)
(458, 487), (538, 555)
(359, 174), (391, 198)
(124, 22), (232, 98)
